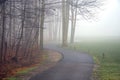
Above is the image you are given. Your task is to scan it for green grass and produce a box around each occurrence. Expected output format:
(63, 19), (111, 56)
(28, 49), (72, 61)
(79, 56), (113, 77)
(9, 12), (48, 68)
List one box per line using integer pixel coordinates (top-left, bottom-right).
(16, 67), (37, 74)
(68, 39), (120, 80)
(6, 67), (37, 80)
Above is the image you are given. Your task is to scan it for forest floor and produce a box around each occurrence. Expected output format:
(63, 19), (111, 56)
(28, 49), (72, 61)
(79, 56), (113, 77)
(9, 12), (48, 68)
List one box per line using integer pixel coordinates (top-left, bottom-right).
(2, 49), (62, 80)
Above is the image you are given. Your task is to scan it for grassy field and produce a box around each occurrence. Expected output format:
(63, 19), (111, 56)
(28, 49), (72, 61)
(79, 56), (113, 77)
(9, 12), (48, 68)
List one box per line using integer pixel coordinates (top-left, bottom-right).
(68, 39), (120, 80)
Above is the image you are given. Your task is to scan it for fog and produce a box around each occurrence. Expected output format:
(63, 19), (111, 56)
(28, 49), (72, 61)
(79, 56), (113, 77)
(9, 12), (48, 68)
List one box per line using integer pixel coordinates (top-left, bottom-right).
(74, 0), (120, 40)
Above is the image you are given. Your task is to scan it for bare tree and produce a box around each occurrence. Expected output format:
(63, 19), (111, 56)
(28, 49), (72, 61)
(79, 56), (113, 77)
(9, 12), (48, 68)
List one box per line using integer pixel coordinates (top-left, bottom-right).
(70, 0), (78, 43)
(0, 0), (102, 64)
(62, 0), (70, 46)
(40, 0), (45, 50)
(0, 2), (6, 63)
(70, 0), (102, 43)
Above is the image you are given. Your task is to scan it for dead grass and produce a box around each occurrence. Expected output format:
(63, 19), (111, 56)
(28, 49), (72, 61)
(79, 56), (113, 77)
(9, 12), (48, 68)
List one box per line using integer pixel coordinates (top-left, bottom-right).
(4, 49), (62, 80)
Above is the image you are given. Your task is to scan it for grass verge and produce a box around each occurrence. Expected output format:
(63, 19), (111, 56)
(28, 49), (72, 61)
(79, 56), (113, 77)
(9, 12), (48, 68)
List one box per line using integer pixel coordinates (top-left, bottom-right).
(68, 40), (120, 80)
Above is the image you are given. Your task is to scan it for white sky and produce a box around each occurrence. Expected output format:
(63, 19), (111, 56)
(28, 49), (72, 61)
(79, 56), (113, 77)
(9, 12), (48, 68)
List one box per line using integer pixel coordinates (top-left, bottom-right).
(75, 0), (120, 37)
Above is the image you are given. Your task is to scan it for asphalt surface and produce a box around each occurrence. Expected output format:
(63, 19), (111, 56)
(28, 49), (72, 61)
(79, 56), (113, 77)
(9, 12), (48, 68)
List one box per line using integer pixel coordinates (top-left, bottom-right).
(30, 44), (94, 80)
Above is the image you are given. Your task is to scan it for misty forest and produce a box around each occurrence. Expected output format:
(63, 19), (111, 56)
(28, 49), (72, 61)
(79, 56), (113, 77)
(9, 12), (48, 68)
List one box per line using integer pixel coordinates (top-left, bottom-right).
(0, 0), (120, 80)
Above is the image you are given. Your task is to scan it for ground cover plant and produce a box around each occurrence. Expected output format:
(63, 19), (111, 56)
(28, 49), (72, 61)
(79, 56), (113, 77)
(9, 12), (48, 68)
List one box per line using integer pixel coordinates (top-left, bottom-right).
(68, 38), (120, 80)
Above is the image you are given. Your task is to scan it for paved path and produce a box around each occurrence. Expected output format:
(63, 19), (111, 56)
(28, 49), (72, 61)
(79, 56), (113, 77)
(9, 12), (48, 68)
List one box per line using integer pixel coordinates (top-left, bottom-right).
(30, 44), (94, 80)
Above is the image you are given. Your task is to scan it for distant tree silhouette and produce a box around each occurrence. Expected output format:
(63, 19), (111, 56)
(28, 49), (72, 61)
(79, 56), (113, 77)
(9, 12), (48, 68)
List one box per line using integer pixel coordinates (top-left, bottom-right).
(0, 0), (7, 5)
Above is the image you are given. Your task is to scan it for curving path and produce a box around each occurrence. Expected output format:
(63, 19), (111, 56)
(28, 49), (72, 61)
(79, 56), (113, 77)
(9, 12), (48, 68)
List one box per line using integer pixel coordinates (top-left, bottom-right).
(30, 44), (94, 80)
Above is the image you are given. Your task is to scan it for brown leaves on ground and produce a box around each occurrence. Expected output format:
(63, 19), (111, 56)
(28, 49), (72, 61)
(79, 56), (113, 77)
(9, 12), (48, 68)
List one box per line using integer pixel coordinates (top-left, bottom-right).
(0, 49), (62, 80)
(18, 50), (62, 80)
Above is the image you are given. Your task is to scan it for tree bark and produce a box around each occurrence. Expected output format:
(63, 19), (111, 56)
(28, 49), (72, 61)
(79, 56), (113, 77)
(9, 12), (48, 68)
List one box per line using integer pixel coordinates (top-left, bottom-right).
(0, 3), (6, 63)
(40, 0), (45, 50)
(62, 0), (70, 47)
(70, 7), (77, 43)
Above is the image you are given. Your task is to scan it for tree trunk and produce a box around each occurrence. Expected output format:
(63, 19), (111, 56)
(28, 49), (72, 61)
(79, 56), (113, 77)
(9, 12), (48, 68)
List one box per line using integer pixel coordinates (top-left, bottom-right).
(0, 3), (6, 63)
(62, 0), (70, 47)
(70, 7), (77, 43)
(15, 1), (27, 58)
(40, 0), (45, 50)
